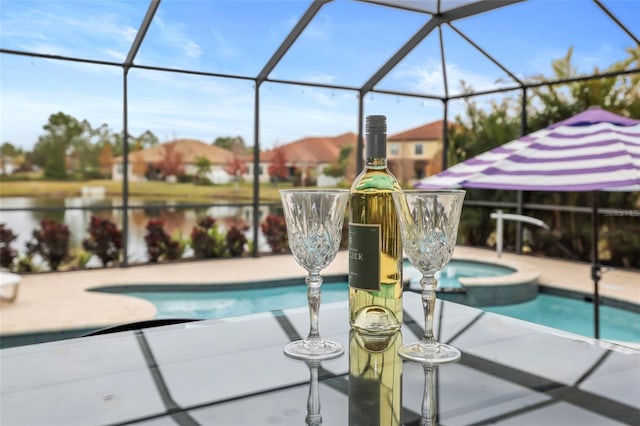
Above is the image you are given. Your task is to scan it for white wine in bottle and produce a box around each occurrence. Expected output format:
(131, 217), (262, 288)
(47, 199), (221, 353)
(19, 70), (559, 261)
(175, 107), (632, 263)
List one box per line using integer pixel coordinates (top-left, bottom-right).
(349, 114), (403, 335)
(348, 331), (403, 426)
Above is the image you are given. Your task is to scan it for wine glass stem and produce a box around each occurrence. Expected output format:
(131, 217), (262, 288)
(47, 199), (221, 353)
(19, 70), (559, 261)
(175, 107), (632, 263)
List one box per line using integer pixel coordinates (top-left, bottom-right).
(421, 365), (436, 426)
(421, 275), (437, 342)
(306, 272), (323, 345)
(306, 360), (321, 425)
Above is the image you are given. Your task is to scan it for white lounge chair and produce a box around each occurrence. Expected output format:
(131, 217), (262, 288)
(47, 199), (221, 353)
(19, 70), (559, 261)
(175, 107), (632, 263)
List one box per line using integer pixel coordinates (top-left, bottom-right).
(0, 271), (21, 302)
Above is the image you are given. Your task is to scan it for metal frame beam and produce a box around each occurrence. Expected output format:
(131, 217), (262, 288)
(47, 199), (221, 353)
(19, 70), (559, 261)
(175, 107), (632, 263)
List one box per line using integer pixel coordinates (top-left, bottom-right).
(256, 0), (331, 84)
(124, 0), (161, 68)
(594, 0), (640, 46)
(360, 0), (524, 94)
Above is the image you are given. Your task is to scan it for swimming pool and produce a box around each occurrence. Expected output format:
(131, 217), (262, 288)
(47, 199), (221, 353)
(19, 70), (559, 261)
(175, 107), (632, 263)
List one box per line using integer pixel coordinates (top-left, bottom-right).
(118, 259), (509, 320)
(112, 260), (640, 343)
(124, 282), (349, 321)
(484, 294), (640, 343)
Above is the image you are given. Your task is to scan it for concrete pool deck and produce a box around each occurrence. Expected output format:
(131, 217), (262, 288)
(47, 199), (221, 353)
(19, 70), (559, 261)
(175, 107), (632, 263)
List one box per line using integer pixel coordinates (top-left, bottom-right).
(1, 246), (639, 336)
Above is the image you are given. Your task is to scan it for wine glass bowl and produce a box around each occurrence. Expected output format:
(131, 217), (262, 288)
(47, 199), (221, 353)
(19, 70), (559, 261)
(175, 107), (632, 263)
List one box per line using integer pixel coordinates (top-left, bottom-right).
(280, 189), (350, 360)
(392, 189), (465, 363)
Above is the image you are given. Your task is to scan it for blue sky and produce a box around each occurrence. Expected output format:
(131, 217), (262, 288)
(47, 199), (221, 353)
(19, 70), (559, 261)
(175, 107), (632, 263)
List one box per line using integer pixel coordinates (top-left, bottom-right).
(1, 0), (638, 150)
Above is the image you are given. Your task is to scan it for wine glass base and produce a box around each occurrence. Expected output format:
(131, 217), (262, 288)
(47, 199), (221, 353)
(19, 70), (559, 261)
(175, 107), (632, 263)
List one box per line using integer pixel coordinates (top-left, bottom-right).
(284, 339), (344, 361)
(398, 341), (461, 364)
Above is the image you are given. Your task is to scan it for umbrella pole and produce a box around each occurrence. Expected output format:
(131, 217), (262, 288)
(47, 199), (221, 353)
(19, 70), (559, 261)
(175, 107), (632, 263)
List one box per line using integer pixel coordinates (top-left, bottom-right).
(591, 191), (601, 339)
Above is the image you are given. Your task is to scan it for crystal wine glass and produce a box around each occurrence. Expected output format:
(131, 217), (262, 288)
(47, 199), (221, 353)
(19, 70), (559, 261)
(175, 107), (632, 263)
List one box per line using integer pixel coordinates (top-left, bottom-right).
(392, 189), (465, 363)
(280, 189), (349, 360)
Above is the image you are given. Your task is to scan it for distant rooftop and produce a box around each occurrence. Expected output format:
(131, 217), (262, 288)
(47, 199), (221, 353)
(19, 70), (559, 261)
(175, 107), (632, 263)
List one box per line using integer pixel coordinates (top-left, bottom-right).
(389, 120), (446, 141)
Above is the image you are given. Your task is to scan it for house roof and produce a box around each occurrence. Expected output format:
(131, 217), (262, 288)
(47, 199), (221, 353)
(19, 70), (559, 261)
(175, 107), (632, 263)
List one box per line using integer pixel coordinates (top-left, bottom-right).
(262, 132), (357, 164)
(113, 139), (235, 164)
(388, 120), (445, 142)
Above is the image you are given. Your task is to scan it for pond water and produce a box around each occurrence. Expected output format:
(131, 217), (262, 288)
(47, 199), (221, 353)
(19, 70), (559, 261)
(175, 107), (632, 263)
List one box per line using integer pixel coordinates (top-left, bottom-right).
(0, 196), (274, 264)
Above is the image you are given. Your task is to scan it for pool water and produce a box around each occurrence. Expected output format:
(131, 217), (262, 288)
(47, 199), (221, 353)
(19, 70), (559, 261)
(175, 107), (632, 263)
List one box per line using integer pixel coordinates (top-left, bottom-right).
(119, 260), (640, 343)
(125, 282), (349, 321)
(484, 294), (640, 343)
(123, 260), (500, 320)
(405, 259), (515, 289)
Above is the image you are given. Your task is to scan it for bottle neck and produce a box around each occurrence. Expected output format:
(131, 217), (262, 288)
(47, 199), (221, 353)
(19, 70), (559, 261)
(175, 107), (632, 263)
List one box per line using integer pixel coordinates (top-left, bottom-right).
(365, 132), (387, 169)
(366, 157), (387, 169)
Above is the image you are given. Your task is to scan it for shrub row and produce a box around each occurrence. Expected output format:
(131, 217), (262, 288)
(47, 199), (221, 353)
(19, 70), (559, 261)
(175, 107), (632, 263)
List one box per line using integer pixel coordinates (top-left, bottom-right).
(0, 214), (289, 272)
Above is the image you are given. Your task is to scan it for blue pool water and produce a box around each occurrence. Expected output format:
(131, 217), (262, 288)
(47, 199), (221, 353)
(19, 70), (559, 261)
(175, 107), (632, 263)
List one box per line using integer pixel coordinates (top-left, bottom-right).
(123, 260), (506, 320)
(126, 282), (349, 321)
(405, 259), (515, 289)
(119, 260), (640, 342)
(484, 294), (640, 343)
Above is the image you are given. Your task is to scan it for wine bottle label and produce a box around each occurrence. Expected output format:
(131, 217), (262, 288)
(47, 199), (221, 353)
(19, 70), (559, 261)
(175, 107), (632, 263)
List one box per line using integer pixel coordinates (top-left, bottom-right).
(348, 223), (380, 291)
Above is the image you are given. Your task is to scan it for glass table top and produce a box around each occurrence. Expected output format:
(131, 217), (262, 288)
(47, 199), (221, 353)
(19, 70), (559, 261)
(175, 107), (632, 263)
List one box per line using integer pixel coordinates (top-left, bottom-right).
(1, 292), (638, 425)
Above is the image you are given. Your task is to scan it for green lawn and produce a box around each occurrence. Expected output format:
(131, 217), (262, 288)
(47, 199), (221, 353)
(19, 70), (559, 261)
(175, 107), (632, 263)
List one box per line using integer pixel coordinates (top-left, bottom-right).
(0, 179), (291, 202)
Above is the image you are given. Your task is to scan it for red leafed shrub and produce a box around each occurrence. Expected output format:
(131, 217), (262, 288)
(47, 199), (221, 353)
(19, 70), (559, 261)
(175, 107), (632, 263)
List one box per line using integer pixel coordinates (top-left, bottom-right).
(190, 216), (225, 258)
(82, 216), (123, 267)
(267, 150), (288, 183)
(226, 225), (248, 257)
(143, 219), (184, 262)
(27, 219), (71, 271)
(0, 223), (18, 270)
(260, 214), (288, 253)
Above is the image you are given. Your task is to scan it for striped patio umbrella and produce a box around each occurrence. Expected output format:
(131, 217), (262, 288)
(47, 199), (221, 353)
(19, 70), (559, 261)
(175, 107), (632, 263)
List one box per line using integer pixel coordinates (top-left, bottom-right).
(417, 107), (640, 191)
(416, 106), (640, 339)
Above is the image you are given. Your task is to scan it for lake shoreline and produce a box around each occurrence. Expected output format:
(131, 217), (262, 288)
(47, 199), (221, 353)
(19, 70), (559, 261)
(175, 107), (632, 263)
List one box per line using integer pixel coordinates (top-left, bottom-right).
(0, 179), (288, 202)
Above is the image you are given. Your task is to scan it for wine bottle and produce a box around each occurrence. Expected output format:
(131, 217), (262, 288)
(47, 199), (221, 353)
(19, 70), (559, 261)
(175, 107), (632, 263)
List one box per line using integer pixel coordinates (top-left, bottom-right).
(348, 331), (403, 426)
(349, 114), (403, 334)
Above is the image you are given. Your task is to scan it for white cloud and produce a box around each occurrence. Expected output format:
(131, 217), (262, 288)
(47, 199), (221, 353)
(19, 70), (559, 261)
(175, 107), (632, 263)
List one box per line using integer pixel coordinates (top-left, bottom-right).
(15, 42), (73, 57)
(154, 16), (202, 59)
(391, 58), (509, 95)
(1, 4), (138, 59)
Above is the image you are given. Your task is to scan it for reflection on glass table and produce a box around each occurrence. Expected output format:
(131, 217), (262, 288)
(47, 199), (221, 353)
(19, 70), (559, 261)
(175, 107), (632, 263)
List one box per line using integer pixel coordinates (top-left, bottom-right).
(349, 331), (403, 426)
(0, 293), (638, 425)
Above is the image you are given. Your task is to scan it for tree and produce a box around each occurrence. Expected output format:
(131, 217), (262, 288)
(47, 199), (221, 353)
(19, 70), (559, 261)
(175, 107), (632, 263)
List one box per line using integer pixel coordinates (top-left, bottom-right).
(224, 155), (248, 191)
(1, 142), (21, 158)
(194, 155), (212, 182)
(1, 142), (22, 175)
(268, 149), (288, 183)
(154, 143), (184, 179)
(323, 145), (353, 178)
(98, 143), (114, 178)
(131, 130), (159, 151)
(213, 136), (246, 152)
(132, 154), (147, 179)
(27, 112), (108, 179)
(527, 46), (640, 133)
(32, 112), (85, 179)
(448, 94), (520, 166)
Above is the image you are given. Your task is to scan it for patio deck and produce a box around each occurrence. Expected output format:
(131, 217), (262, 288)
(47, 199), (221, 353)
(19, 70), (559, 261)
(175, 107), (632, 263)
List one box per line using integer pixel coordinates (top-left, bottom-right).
(0, 246), (638, 336)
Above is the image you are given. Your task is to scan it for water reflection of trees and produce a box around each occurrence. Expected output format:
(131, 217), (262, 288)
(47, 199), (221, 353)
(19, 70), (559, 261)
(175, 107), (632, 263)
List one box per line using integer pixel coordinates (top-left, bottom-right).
(2, 196), (277, 265)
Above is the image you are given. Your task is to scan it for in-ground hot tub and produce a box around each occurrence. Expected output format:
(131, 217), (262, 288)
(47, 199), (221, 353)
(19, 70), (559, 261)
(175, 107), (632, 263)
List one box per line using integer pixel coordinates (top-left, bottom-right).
(404, 256), (540, 306)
